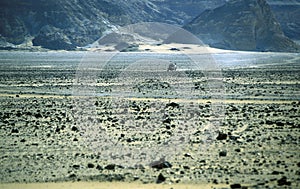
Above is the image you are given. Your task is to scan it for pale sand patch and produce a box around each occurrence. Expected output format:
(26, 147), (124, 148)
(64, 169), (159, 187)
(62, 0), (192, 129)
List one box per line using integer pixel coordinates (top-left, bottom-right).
(90, 43), (241, 54)
(0, 182), (229, 189)
(137, 43), (273, 54)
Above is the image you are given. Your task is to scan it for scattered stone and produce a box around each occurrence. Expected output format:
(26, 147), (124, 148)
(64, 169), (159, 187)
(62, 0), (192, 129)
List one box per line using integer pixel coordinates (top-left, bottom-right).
(69, 173), (77, 179)
(229, 135), (239, 141)
(35, 113), (43, 118)
(216, 132), (228, 140)
(230, 183), (242, 188)
(150, 158), (172, 170)
(277, 176), (291, 186)
(170, 47), (180, 51)
(271, 170), (283, 175)
(235, 148), (241, 153)
(11, 128), (19, 134)
(16, 112), (22, 117)
(183, 166), (190, 170)
(71, 126), (79, 132)
(96, 165), (103, 170)
(166, 102), (180, 109)
(87, 163), (95, 168)
(156, 173), (166, 184)
(126, 138), (134, 143)
(276, 121), (284, 127)
(219, 151), (227, 157)
(72, 165), (80, 170)
(20, 139), (26, 142)
(184, 153), (193, 158)
(163, 118), (172, 124)
(105, 164), (116, 170)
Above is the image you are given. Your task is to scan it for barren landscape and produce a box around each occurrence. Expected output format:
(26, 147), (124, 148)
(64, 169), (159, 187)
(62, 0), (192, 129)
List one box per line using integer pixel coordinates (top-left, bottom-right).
(0, 50), (299, 189)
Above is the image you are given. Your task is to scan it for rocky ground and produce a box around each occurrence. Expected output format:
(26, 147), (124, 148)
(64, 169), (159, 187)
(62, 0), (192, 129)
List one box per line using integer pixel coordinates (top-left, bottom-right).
(0, 52), (299, 189)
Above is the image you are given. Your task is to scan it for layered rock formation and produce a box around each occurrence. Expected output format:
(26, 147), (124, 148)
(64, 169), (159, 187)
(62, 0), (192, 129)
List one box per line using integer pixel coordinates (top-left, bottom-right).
(184, 0), (300, 52)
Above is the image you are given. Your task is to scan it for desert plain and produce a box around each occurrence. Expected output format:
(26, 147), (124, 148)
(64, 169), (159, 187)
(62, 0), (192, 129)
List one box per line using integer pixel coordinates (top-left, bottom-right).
(0, 49), (299, 189)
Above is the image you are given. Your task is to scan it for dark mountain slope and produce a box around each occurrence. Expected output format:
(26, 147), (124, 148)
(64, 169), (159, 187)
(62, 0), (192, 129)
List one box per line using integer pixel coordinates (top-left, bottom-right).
(0, 0), (171, 50)
(184, 0), (300, 52)
(270, 4), (300, 42)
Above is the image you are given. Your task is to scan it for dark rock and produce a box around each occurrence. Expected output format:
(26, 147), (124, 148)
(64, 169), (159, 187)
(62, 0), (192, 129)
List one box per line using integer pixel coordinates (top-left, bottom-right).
(183, 166), (190, 170)
(229, 135), (239, 141)
(156, 173), (166, 184)
(20, 139), (26, 142)
(297, 162), (300, 167)
(272, 170), (283, 175)
(266, 120), (273, 125)
(35, 113), (43, 118)
(72, 165), (80, 170)
(277, 176), (291, 186)
(150, 158), (172, 170)
(184, 0), (300, 52)
(219, 151), (227, 157)
(126, 138), (134, 143)
(184, 153), (193, 158)
(16, 112), (22, 117)
(163, 118), (172, 124)
(69, 173), (77, 179)
(170, 47), (180, 51)
(230, 183), (242, 188)
(11, 128), (19, 134)
(105, 164), (116, 170)
(96, 165), (103, 170)
(216, 132), (228, 140)
(71, 126), (79, 132)
(87, 163), (95, 168)
(235, 148), (241, 153)
(275, 121), (284, 127)
(166, 102), (180, 109)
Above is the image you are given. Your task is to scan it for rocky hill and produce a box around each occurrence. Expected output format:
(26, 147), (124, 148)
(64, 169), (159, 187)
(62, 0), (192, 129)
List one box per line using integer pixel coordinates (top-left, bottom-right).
(184, 0), (300, 52)
(0, 0), (172, 50)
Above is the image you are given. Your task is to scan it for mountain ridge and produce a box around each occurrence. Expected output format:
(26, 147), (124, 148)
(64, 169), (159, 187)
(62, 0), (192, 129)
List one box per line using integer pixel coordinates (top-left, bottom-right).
(0, 0), (299, 52)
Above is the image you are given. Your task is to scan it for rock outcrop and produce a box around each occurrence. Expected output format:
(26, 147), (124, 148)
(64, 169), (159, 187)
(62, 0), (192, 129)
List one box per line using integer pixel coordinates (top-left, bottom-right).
(184, 0), (300, 52)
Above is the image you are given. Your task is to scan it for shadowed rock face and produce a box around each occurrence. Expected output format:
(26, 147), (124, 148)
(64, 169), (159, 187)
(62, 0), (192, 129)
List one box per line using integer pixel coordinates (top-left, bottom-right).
(184, 0), (300, 52)
(270, 4), (300, 41)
